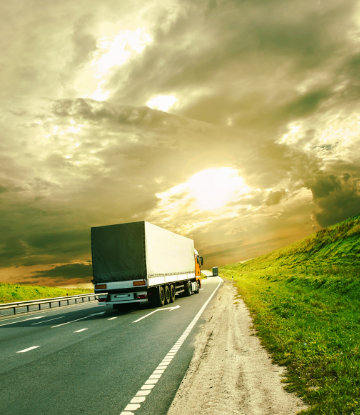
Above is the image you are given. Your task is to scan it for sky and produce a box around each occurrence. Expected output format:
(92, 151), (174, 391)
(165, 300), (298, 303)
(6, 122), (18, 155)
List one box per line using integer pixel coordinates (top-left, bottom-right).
(1, 0), (360, 286)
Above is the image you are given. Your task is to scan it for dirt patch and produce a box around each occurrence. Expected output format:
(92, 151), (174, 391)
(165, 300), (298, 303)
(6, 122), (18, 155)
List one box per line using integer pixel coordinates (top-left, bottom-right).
(168, 280), (308, 415)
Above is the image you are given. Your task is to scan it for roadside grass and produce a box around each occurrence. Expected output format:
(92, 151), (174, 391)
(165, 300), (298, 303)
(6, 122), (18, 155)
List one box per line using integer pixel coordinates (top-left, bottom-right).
(0, 283), (93, 304)
(221, 214), (360, 414)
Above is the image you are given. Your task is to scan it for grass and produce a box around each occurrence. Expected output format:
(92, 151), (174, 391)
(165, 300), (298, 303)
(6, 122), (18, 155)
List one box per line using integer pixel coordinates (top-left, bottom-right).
(221, 214), (360, 414)
(0, 283), (93, 304)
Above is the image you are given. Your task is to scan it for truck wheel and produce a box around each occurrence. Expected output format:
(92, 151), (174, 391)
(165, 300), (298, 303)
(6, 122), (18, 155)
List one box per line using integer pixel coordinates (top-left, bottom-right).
(152, 285), (165, 307)
(184, 281), (191, 297)
(169, 284), (176, 303)
(194, 280), (200, 294)
(164, 285), (171, 305)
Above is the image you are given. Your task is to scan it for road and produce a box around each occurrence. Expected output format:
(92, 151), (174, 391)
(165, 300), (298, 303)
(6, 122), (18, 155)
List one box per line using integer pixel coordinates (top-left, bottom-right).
(0, 277), (221, 415)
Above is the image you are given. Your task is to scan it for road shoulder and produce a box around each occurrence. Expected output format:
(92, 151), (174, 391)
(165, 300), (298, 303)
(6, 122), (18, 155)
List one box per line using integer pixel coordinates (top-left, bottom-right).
(168, 279), (308, 415)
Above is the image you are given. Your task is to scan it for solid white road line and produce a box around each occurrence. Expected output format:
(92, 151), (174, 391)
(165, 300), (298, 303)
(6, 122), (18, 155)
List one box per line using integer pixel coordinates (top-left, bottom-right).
(120, 278), (222, 414)
(31, 316), (64, 325)
(17, 346), (40, 353)
(74, 328), (88, 333)
(132, 305), (180, 323)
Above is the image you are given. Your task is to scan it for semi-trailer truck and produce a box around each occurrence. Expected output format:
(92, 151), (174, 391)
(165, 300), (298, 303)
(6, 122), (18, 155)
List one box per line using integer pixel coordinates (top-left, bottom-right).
(91, 221), (204, 308)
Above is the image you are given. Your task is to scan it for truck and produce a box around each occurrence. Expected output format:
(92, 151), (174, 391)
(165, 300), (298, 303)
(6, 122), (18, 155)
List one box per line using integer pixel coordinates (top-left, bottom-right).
(212, 266), (218, 277)
(91, 221), (204, 308)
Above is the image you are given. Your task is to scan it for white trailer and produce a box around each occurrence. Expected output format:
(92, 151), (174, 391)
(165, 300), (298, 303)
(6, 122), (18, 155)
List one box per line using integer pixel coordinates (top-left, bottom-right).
(91, 221), (202, 308)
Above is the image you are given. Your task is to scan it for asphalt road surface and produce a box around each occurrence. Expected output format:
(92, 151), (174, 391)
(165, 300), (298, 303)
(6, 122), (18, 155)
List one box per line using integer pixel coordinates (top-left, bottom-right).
(0, 277), (221, 415)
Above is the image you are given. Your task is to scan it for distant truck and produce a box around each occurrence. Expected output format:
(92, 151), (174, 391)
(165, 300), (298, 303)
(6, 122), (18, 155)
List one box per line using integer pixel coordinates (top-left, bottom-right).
(212, 266), (219, 277)
(91, 221), (204, 308)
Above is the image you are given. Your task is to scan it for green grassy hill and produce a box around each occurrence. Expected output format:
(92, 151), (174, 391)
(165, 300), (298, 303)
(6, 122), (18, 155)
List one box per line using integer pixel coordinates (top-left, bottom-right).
(235, 213), (360, 269)
(221, 214), (360, 415)
(0, 283), (93, 304)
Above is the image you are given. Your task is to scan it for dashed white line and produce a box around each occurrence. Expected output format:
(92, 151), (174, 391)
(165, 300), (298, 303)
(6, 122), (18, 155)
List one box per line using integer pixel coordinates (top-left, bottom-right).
(107, 317), (117, 320)
(74, 328), (88, 333)
(0, 300), (96, 324)
(0, 316), (45, 328)
(120, 279), (222, 414)
(31, 316), (64, 325)
(17, 346), (40, 353)
(51, 311), (105, 328)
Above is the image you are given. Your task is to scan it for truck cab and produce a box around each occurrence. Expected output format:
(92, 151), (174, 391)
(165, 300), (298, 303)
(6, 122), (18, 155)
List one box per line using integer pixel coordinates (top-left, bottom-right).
(194, 248), (203, 289)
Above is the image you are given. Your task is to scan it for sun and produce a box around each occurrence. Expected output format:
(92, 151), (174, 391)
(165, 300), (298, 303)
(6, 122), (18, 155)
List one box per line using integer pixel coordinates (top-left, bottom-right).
(187, 168), (249, 210)
(157, 167), (250, 213)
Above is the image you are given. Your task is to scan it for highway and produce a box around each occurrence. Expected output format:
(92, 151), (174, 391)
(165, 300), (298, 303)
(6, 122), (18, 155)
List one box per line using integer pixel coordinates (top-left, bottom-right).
(0, 277), (221, 415)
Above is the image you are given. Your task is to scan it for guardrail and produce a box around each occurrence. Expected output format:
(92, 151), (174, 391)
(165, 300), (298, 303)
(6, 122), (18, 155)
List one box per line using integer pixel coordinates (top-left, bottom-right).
(0, 293), (105, 316)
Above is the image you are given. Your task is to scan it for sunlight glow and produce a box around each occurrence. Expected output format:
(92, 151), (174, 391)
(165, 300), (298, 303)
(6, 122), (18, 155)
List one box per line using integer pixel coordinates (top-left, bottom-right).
(147, 95), (177, 112)
(157, 167), (250, 211)
(93, 29), (152, 78)
(79, 28), (152, 101)
(188, 168), (249, 209)
(278, 112), (360, 163)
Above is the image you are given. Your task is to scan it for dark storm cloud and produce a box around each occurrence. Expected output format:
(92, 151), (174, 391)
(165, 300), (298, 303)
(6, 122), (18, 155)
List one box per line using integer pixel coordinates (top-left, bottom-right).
(109, 0), (356, 126)
(280, 88), (331, 119)
(305, 172), (360, 227)
(25, 230), (89, 252)
(305, 173), (341, 199)
(0, 236), (27, 261)
(33, 263), (92, 280)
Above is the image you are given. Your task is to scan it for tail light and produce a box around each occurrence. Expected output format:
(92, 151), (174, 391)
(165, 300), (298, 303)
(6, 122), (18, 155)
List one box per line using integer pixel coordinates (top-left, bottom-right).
(95, 284), (107, 290)
(133, 280), (146, 286)
(137, 294), (147, 299)
(98, 298), (107, 302)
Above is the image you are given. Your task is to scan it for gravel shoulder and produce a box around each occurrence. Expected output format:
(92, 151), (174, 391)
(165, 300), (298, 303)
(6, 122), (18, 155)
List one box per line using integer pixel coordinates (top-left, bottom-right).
(168, 279), (308, 415)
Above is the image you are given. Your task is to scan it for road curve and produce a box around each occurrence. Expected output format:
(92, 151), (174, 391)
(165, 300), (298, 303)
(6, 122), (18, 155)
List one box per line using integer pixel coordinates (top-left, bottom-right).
(0, 277), (221, 415)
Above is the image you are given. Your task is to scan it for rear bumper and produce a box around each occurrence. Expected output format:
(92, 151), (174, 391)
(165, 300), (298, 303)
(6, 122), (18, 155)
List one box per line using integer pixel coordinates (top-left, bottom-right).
(98, 291), (148, 305)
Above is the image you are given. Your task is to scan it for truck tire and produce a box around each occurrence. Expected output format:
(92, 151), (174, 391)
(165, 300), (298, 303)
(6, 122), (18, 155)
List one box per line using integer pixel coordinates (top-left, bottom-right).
(164, 285), (171, 305)
(194, 280), (200, 294)
(152, 285), (165, 307)
(169, 284), (176, 303)
(184, 281), (191, 297)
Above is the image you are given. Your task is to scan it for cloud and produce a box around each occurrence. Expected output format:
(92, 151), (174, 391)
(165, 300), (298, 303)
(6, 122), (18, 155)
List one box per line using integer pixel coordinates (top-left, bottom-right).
(1, 0), (360, 284)
(33, 263), (93, 280)
(265, 189), (287, 206)
(305, 172), (360, 227)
